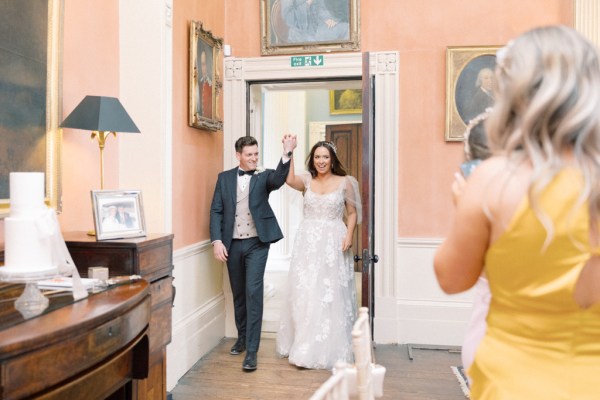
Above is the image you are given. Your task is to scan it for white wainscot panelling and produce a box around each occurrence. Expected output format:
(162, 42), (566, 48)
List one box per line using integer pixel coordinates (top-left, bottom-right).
(394, 238), (475, 346)
(166, 241), (226, 390)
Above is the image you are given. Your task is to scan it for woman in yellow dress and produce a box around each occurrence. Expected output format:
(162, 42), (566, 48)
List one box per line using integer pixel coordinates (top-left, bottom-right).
(434, 25), (600, 399)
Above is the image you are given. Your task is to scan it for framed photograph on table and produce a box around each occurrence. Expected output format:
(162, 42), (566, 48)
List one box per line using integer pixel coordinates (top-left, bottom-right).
(445, 46), (500, 141)
(260, 0), (360, 55)
(91, 190), (146, 241)
(189, 21), (223, 132)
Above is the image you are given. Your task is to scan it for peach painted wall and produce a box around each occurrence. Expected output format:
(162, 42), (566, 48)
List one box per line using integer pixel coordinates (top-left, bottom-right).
(59, 0), (120, 231)
(171, 0), (225, 249)
(222, 0), (573, 238)
(0, 1), (573, 250)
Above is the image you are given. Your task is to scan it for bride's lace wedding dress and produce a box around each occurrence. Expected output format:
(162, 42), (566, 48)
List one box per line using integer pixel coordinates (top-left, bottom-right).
(276, 174), (359, 369)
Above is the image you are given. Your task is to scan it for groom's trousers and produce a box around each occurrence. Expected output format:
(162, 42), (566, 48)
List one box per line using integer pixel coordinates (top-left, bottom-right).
(226, 237), (270, 352)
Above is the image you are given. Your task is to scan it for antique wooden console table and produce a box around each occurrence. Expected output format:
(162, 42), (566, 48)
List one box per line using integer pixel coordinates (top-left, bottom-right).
(63, 233), (174, 400)
(0, 280), (151, 400)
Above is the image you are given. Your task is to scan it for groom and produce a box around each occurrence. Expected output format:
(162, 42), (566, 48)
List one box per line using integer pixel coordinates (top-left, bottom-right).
(210, 134), (296, 371)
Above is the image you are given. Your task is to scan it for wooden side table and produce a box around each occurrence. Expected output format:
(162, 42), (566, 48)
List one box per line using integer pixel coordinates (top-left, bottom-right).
(63, 232), (174, 400)
(0, 280), (151, 400)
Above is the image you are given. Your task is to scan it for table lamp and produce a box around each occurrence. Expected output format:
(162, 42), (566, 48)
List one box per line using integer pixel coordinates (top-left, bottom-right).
(60, 95), (140, 190)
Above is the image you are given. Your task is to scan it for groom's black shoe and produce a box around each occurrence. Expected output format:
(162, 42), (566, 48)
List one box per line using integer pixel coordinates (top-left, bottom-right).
(230, 337), (246, 355)
(242, 351), (257, 371)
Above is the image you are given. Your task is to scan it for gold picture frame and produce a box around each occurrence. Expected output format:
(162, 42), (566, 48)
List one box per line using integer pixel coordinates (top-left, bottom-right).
(0, 0), (63, 217)
(330, 89), (362, 114)
(445, 46), (500, 141)
(189, 21), (223, 131)
(260, 0), (360, 56)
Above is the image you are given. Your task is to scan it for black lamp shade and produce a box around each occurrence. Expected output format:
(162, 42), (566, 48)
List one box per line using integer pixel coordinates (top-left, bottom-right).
(60, 95), (140, 133)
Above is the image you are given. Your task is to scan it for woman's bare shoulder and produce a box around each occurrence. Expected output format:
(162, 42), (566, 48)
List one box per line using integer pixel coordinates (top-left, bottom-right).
(475, 155), (510, 174)
(467, 156), (517, 187)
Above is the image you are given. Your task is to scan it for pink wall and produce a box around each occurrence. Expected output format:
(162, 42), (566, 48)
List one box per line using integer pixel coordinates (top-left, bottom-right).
(59, 0), (121, 231)
(223, 0), (573, 237)
(171, 0), (225, 249)
(0, 1), (574, 252)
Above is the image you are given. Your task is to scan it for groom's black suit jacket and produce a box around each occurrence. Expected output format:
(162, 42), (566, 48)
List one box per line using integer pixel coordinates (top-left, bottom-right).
(209, 159), (290, 250)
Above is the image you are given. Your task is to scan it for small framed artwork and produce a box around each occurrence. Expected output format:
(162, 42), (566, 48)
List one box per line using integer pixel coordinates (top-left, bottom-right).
(189, 21), (223, 131)
(260, 0), (360, 55)
(446, 46), (501, 141)
(330, 89), (362, 114)
(91, 190), (146, 241)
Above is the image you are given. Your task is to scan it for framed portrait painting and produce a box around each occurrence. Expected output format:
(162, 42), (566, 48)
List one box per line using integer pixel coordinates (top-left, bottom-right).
(445, 46), (501, 141)
(330, 89), (362, 114)
(189, 21), (223, 131)
(0, 0), (63, 217)
(260, 0), (360, 55)
(91, 190), (146, 241)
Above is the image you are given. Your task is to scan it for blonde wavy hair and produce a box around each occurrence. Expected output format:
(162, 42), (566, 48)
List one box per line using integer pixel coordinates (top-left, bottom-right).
(486, 25), (600, 241)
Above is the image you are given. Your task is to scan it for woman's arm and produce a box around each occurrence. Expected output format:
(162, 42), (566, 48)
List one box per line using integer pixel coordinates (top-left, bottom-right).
(342, 201), (357, 251)
(285, 152), (306, 191)
(434, 162), (494, 294)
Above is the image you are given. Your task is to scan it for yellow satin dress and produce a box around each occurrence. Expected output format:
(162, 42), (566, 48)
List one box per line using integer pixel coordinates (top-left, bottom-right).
(469, 169), (600, 399)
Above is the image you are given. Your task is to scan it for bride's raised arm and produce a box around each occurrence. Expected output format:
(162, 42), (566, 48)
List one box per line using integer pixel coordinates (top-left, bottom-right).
(285, 151), (306, 192)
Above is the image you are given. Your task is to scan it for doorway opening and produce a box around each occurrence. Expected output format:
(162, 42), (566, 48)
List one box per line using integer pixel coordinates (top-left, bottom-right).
(247, 80), (364, 336)
(222, 52), (398, 343)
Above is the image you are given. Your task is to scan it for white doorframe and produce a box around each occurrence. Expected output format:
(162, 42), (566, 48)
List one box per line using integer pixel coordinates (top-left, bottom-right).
(222, 52), (399, 342)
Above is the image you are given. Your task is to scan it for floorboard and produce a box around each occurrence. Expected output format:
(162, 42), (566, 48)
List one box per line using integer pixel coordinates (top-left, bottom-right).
(170, 338), (467, 400)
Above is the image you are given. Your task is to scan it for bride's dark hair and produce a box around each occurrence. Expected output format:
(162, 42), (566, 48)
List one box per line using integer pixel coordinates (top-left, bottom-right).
(306, 141), (348, 178)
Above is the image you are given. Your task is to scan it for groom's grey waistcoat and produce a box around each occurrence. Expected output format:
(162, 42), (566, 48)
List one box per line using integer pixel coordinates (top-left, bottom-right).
(233, 183), (258, 239)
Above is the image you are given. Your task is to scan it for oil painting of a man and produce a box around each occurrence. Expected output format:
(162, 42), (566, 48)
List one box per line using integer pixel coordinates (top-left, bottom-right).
(195, 41), (213, 119)
(455, 55), (497, 125)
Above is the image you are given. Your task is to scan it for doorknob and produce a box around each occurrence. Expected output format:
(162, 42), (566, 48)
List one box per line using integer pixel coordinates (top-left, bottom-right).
(353, 251), (379, 263)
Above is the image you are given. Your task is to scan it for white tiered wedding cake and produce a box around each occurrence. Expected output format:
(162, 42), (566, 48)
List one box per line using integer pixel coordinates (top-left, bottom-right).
(1, 172), (58, 281)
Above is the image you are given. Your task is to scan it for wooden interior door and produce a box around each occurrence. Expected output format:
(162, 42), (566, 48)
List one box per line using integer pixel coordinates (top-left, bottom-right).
(359, 52), (378, 330)
(326, 123), (362, 258)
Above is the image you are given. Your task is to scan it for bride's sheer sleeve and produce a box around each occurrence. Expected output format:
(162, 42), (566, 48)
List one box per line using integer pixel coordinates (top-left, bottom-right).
(344, 175), (362, 224)
(298, 171), (312, 191)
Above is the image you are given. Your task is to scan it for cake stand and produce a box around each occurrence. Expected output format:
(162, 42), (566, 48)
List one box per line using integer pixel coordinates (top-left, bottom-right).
(0, 266), (59, 319)
(0, 261), (89, 319)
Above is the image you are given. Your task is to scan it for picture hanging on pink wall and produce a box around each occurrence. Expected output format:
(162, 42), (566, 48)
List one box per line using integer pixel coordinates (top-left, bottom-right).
(260, 0), (360, 56)
(189, 21), (223, 132)
(446, 46), (501, 141)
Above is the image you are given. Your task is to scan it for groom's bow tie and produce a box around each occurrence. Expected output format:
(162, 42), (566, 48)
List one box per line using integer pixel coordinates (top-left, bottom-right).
(238, 169), (255, 176)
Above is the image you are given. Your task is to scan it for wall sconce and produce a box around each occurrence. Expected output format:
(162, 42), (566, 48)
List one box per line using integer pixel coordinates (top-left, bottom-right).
(60, 95), (140, 190)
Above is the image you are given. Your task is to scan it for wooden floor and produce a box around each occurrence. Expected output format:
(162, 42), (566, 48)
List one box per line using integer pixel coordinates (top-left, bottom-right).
(170, 338), (467, 400)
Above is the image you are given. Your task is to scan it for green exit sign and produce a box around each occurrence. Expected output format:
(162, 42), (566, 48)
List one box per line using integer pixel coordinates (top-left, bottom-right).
(291, 55), (324, 67)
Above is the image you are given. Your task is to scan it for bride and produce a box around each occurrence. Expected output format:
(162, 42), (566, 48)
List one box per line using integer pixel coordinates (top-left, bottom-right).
(276, 137), (361, 369)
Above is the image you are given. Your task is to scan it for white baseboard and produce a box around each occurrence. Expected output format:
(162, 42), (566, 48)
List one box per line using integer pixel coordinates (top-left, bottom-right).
(166, 294), (225, 390)
(371, 238), (475, 346)
(395, 299), (471, 346)
(374, 299), (471, 346)
(166, 240), (226, 390)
